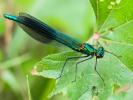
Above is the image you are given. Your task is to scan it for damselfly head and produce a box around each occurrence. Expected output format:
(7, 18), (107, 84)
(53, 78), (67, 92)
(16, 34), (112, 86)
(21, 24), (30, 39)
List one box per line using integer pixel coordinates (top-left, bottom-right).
(96, 47), (105, 58)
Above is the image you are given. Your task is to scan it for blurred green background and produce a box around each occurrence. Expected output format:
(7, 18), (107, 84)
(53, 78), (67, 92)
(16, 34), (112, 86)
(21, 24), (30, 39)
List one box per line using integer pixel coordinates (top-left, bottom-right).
(0, 0), (94, 100)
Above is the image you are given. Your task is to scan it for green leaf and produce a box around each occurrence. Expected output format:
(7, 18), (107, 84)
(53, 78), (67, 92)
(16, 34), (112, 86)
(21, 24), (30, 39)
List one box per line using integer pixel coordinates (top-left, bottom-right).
(34, 49), (133, 99)
(90, 0), (112, 29)
(102, 21), (133, 44)
(98, 0), (133, 71)
(99, 0), (133, 33)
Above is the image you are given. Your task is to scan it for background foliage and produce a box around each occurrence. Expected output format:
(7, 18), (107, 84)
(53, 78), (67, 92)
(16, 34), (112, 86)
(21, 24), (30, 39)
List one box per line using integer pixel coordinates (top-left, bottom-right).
(0, 0), (133, 100)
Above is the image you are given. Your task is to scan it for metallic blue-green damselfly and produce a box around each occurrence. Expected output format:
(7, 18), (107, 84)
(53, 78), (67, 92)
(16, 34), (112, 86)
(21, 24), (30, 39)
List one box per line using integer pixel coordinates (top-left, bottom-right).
(4, 13), (119, 85)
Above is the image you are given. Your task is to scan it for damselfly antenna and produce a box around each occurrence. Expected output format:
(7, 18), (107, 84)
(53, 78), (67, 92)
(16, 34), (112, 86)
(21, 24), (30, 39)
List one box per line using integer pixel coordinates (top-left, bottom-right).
(105, 50), (122, 58)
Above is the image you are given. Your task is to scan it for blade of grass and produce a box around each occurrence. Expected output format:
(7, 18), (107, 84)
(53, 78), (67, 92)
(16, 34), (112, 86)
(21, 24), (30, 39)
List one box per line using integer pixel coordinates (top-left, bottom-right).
(26, 75), (32, 100)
